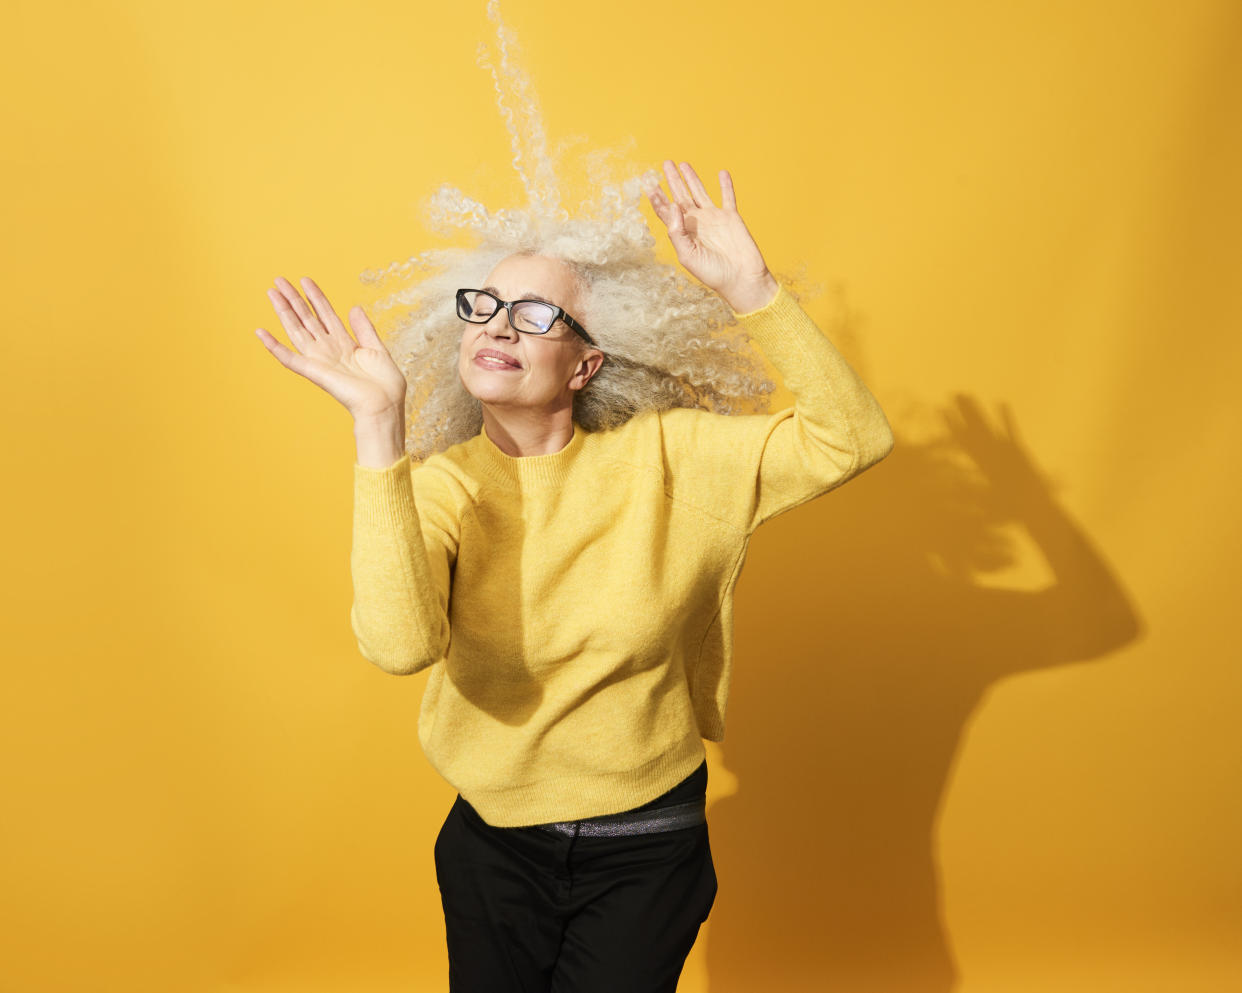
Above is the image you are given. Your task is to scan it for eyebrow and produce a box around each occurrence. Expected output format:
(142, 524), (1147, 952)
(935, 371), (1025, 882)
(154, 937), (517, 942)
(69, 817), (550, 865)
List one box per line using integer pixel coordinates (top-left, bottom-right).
(481, 286), (560, 308)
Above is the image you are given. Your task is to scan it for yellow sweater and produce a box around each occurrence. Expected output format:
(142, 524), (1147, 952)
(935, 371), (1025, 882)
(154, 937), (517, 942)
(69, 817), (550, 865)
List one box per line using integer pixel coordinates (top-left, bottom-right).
(350, 283), (894, 826)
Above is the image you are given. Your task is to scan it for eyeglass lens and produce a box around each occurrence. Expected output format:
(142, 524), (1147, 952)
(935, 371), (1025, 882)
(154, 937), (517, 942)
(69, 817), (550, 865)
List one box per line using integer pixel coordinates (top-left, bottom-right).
(459, 291), (556, 333)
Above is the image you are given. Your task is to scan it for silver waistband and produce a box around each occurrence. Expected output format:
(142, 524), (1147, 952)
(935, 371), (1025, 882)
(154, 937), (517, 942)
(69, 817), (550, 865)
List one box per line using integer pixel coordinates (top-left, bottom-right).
(533, 798), (706, 837)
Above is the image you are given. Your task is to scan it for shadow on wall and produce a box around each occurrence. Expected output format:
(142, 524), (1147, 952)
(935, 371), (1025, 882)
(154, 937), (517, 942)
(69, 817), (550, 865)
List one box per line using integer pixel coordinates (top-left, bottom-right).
(705, 393), (1144, 993)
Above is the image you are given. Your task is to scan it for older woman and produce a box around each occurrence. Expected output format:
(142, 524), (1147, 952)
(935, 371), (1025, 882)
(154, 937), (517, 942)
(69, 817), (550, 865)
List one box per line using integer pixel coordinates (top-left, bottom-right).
(255, 159), (894, 993)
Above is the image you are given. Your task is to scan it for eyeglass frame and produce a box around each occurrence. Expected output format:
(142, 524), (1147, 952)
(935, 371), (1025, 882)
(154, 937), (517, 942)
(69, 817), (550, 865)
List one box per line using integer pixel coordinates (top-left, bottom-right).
(455, 288), (597, 346)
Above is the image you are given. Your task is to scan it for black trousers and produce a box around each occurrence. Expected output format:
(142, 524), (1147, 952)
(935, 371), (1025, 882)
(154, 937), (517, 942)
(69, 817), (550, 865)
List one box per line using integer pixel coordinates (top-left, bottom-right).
(433, 760), (717, 992)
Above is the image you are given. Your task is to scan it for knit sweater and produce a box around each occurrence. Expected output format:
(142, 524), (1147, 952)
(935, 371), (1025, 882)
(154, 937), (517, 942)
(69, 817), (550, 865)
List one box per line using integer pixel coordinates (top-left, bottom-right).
(350, 283), (894, 827)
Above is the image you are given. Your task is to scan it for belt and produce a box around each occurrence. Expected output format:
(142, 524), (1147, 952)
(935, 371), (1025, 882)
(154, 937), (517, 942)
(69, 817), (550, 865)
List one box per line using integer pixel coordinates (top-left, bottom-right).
(533, 798), (706, 838)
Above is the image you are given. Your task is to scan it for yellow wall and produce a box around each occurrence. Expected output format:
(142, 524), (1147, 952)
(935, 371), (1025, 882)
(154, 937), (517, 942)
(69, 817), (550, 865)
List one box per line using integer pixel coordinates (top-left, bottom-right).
(4, 0), (1240, 990)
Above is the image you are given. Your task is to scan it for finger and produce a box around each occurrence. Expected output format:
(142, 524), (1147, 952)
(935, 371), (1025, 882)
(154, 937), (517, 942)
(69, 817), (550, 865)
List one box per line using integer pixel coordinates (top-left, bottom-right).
(719, 169), (737, 212)
(349, 305), (385, 351)
(273, 275), (327, 338)
(663, 159), (697, 209)
(677, 161), (714, 208)
(649, 187), (688, 244)
(266, 287), (313, 346)
(300, 276), (347, 337)
(663, 195), (687, 241)
(647, 183), (693, 248)
(646, 186), (672, 226)
(255, 326), (312, 377)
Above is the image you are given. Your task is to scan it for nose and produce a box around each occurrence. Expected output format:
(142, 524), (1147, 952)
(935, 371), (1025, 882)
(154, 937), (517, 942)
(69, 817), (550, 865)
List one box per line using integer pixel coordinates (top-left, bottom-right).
(481, 308), (519, 341)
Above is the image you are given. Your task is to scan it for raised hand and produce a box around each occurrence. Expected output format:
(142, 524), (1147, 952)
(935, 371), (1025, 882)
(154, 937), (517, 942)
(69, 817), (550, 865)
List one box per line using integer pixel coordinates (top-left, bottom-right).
(646, 159), (779, 314)
(254, 276), (407, 422)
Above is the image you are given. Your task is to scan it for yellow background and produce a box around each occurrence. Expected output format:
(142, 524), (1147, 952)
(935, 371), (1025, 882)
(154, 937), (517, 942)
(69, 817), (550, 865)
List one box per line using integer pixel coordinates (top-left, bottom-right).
(4, 0), (1240, 990)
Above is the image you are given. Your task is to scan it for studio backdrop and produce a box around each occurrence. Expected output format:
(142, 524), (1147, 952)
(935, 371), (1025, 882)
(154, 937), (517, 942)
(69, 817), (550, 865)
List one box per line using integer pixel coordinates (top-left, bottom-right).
(3, 1), (1240, 991)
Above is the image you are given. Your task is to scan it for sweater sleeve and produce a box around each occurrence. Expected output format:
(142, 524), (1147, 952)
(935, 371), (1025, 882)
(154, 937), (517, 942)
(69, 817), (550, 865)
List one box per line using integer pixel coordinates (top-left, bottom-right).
(349, 453), (457, 675)
(658, 282), (895, 533)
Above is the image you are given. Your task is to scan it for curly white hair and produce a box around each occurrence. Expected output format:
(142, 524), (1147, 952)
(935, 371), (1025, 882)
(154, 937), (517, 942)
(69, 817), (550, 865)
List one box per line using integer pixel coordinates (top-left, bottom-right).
(359, 0), (808, 460)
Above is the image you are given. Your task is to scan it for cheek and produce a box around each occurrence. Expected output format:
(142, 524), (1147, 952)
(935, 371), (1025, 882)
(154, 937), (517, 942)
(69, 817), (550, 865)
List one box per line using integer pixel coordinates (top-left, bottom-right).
(529, 353), (564, 387)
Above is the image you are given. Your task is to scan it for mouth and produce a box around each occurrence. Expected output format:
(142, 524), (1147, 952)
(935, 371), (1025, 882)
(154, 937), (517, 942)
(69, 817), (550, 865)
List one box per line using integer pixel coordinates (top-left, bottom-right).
(474, 349), (523, 370)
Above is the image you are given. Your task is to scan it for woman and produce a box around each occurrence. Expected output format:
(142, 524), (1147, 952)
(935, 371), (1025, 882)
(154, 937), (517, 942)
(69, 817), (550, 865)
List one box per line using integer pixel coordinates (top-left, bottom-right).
(255, 159), (894, 992)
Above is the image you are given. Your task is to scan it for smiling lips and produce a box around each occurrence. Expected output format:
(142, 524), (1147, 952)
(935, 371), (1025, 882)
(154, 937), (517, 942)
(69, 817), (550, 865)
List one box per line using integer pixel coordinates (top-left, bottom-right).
(475, 348), (522, 370)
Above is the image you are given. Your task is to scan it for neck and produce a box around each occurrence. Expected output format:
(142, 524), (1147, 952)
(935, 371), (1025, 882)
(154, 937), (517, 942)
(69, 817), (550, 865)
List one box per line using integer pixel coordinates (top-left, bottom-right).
(481, 402), (576, 457)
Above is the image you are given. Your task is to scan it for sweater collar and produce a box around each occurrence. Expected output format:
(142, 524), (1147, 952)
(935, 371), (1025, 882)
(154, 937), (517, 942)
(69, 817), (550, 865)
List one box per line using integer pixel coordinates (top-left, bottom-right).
(472, 420), (585, 489)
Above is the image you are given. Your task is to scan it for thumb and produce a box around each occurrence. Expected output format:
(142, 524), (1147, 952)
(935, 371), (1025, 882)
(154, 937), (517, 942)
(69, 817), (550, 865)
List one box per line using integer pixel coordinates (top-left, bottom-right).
(665, 198), (687, 241)
(662, 202), (697, 265)
(350, 305), (386, 352)
(648, 187), (689, 245)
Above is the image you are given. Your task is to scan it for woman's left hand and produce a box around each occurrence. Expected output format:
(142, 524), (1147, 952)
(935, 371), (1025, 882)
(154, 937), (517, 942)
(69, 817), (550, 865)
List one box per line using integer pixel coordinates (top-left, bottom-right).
(646, 159), (779, 314)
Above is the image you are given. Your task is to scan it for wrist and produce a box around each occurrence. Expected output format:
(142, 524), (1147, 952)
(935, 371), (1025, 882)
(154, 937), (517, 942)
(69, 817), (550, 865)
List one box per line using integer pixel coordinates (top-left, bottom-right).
(353, 412), (406, 469)
(352, 408), (404, 433)
(722, 272), (780, 315)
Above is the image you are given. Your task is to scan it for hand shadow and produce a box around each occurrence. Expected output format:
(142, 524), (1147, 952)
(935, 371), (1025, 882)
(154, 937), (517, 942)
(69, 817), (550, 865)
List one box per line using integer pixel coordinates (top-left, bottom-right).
(704, 393), (1144, 993)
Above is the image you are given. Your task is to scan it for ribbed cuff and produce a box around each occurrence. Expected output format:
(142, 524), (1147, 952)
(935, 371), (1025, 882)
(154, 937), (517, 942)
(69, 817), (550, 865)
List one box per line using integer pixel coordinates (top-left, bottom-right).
(733, 283), (823, 349)
(353, 453), (418, 528)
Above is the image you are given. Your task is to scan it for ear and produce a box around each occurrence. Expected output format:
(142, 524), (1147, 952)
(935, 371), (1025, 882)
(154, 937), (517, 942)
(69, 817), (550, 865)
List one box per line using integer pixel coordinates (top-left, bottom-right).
(568, 348), (606, 391)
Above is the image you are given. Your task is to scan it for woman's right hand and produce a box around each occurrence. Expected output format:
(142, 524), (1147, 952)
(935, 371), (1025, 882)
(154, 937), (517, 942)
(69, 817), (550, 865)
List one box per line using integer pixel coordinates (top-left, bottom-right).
(254, 275), (407, 422)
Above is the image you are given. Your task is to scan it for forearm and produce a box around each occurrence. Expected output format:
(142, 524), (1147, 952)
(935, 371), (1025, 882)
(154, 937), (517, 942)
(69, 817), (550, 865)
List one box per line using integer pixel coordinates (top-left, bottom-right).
(737, 282), (895, 472)
(350, 456), (452, 675)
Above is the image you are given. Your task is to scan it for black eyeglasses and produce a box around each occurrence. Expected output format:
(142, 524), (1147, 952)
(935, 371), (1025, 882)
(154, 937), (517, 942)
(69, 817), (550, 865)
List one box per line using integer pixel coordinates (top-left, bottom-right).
(455, 289), (596, 346)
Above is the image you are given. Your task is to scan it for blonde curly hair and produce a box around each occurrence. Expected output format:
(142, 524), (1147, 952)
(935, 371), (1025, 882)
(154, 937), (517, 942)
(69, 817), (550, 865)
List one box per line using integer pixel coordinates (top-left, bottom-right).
(359, 0), (807, 461)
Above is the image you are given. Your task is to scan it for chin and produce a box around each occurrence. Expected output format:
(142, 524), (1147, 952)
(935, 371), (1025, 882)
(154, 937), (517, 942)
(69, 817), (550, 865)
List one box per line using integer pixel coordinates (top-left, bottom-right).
(461, 372), (513, 405)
